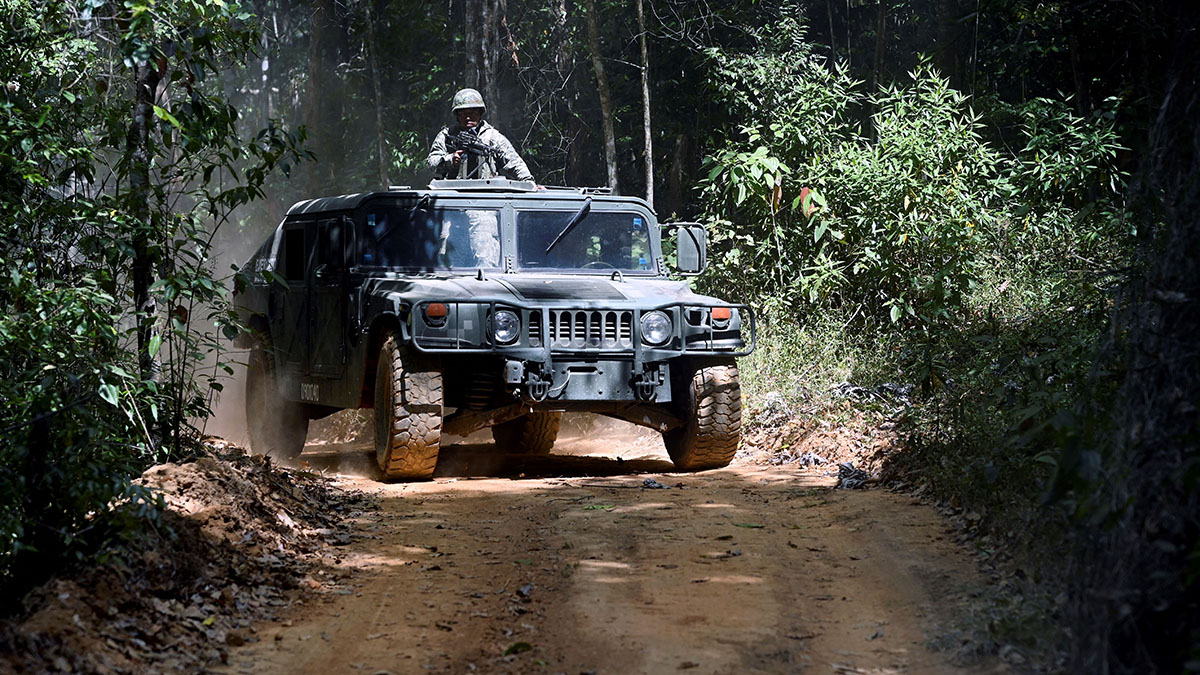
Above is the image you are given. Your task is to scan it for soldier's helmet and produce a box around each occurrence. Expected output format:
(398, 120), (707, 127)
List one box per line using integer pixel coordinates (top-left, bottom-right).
(452, 88), (486, 112)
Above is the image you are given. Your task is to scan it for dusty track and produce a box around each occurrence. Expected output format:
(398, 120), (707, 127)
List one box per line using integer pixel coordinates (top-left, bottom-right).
(223, 435), (1002, 675)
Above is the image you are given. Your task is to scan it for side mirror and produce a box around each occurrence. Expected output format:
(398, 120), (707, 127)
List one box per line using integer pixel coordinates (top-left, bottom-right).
(674, 223), (707, 274)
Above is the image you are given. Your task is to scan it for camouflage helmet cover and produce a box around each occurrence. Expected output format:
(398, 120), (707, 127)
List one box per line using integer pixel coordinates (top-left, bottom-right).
(452, 88), (486, 112)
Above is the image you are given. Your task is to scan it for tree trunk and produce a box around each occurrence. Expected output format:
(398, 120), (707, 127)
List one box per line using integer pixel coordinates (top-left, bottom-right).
(935, 0), (961, 83)
(555, 0), (582, 186)
(363, 0), (389, 189)
(584, 0), (618, 192)
(126, 60), (162, 386)
(304, 0), (338, 193)
(464, 0), (480, 89)
(480, 0), (497, 120)
(666, 132), (689, 218)
(871, 0), (886, 93)
(827, 0), (838, 63)
(496, 0), (516, 127)
(636, 0), (653, 206)
(1067, 19), (1091, 118)
(568, 115), (587, 187)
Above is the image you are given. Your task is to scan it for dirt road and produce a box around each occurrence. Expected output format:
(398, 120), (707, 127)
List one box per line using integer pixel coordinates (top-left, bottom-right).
(223, 432), (1001, 675)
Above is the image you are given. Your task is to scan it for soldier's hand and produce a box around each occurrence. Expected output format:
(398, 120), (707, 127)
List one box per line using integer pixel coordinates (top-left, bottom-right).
(451, 150), (465, 166)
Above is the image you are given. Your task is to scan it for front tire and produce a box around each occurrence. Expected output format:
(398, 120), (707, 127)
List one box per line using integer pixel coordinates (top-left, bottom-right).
(245, 348), (308, 460)
(492, 412), (562, 454)
(663, 359), (742, 471)
(374, 332), (443, 480)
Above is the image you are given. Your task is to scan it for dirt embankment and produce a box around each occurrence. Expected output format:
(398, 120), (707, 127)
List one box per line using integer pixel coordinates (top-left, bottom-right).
(3, 423), (1007, 675)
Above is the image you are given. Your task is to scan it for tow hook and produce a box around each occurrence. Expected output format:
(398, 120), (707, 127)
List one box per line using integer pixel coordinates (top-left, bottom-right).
(523, 368), (553, 402)
(632, 365), (663, 401)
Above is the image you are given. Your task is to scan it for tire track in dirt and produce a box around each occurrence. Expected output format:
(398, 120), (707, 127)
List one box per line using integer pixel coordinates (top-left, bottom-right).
(223, 445), (1003, 675)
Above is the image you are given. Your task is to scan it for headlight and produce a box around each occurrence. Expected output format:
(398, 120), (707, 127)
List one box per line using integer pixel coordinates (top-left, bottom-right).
(491, 309), (520, 345)
(640, 311), (671, 346)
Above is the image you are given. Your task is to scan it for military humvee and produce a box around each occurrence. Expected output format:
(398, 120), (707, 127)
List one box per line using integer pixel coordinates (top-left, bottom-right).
(234, 179), (754, 480)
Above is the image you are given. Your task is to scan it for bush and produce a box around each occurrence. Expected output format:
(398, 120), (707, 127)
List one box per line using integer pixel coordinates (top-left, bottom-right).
(698, 20), (1007, 334)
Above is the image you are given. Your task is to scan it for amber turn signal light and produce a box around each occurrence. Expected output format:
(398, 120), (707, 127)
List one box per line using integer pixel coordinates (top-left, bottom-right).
(425, 302), (448, 318)
(711, 307), (731, 321)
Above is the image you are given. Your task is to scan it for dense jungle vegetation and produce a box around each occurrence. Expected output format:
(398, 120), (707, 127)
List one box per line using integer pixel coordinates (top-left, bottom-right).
(1, 0), (1196, 671)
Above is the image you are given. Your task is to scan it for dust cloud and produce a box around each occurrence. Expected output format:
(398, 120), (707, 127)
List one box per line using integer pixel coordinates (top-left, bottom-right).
(297, 411), (669, 480)
(200, 205), (277, 449)
(553, 413), (667, 460)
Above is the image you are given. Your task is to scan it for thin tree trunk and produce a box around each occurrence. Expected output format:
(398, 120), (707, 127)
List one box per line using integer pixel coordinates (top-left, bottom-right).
(935, 0), (960, 83)
(480, 0), (497, 120)
(584, 0), (618, 192)
(496, 0), (516, 127)
(872, 0), (886, 93)
(845, 0), (851, 70)
(568, 114), (586, 187)
(126, 61), (161, 387)
(464, 0), (480, 88)
(304, 0), (336, 193)
(827, 0), (837, 62)
(666, 132), (689, 218)
(555, 0), (579, 185)
(1067, 20), (1091, 118)
(636, 0), (653, 206)
(363, 0), (389, 189)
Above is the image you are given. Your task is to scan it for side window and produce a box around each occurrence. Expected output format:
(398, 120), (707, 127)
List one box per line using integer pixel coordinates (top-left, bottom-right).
(317, 218), (346, 270)
(282, 226), (307, 282)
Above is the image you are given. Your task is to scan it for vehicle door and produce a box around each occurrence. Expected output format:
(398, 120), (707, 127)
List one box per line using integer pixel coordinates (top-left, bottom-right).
(270, 221), (311, 383)
(308, 216), (349, 378)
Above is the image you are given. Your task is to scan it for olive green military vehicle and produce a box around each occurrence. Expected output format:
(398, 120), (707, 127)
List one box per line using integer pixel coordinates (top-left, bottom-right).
(234, 179), (754, 480)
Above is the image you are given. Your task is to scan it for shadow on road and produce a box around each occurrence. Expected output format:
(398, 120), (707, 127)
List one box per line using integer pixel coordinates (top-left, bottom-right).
(297, 441), (676, 480)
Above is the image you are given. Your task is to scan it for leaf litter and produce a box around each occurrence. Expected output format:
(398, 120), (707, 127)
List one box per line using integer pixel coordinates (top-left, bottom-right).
(0, 438), (372, 674)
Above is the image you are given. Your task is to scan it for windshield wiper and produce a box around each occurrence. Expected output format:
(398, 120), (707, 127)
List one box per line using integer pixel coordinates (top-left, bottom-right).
(377, 194), (433, 245)
(545, 197), (591, 253)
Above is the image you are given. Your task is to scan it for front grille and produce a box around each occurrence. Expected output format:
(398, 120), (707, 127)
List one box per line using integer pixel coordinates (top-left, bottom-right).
(545, 309), (633, 349)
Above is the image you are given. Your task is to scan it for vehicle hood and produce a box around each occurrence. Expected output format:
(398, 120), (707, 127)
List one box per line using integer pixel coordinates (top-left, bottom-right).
(364, 274), (729, 308)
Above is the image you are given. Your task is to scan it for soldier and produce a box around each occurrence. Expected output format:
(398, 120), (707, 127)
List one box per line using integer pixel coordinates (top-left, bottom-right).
(427, 88), (534, 182)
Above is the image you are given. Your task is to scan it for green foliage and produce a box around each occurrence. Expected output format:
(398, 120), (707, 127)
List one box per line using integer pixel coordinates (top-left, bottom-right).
(698, 21), (1007, 332)
(698, 13), (1144, 666)
(0, 0), (305, 594)
(991, 96), (1128, 274)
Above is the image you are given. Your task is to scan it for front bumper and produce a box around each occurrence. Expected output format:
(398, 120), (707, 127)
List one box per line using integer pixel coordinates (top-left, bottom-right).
(404, 299), (755, 366)
(403, 299), (755, 403)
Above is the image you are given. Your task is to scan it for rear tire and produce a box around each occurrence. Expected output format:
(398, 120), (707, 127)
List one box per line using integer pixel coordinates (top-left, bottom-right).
(374, 332), (443, 480)
(663, 360), (742, 471)
(492, 412), (562, 454)
(245, 348), (308, 460)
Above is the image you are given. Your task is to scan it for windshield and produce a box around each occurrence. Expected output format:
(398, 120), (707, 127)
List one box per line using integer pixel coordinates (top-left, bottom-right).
(359, 204), (501, 271)
(517, 210), (653, 272)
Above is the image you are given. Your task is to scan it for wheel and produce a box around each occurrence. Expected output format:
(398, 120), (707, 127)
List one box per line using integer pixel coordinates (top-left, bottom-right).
(492, 412), (562, 454)
(245, 348), (308, 460)
(374, 332), (443, 480)
(663, 359), (742, 470)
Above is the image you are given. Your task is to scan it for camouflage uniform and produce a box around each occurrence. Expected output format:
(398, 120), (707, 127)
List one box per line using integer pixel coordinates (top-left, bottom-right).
(427, 121), (534, 182)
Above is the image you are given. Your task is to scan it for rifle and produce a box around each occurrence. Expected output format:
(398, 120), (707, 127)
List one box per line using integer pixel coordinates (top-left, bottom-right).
(446, 130), (504, 163)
